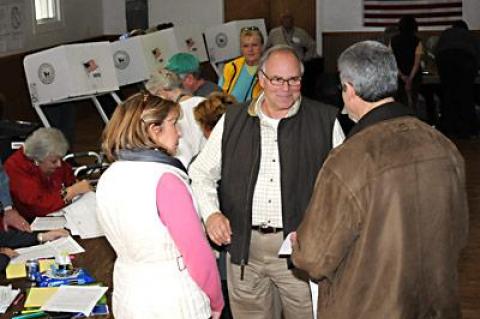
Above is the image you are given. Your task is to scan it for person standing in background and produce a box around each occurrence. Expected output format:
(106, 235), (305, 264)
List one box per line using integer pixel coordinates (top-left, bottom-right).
(145, 69), (206, 167)
(267, 11), (317, 62)
(436, 20), (480, 138)
(165, 52), (220, 97)
(390, 15), (423, 113)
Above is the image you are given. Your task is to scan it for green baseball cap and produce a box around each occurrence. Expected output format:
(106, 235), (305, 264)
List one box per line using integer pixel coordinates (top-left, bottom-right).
(165, 52), (200, 74)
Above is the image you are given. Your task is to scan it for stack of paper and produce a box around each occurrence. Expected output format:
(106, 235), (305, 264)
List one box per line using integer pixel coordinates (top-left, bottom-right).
(31, 217), (67, 231)
(46, 192), (104, 239)
(0, 285), (20, 313)
(63, 192), (104, 239)
(41, 286), (108, 316)
(10, 236), (85, 264)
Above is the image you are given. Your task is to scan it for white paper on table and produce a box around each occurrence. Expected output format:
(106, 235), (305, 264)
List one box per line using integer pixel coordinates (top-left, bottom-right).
(63, 191), (104, 239)
(41, 286), (108, 315)
(65, 216), (80, 236)
(0, 285), (20, 314)
(47, 210), (66, 217)
(10, 236), (85, 264)
(278, 232), (293, 255)
(31, 217), (67, 231)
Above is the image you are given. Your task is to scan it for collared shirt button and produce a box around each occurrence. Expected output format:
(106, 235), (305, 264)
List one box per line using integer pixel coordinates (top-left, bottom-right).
(268, 199), (272, 203)
(272, 159), (276, 162)
(270, 178), (274, 182)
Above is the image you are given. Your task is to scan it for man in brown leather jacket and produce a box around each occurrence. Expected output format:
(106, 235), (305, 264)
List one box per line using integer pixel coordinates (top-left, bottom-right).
(292, 40), (469, 319)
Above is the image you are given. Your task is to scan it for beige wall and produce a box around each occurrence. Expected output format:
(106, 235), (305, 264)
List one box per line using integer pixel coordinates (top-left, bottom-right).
(0, 0), (104, 58)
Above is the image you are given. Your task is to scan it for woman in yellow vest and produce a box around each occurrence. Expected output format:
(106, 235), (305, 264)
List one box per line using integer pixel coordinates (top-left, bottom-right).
(219, 27), (264, 102)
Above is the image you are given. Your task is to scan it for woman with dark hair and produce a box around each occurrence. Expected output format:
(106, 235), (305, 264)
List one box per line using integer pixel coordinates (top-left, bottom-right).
(96, 92), (223, 319)
(390, 15), (423, 112)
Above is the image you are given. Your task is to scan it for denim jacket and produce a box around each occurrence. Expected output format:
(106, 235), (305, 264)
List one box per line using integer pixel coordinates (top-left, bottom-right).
(0, 161), (12, 211)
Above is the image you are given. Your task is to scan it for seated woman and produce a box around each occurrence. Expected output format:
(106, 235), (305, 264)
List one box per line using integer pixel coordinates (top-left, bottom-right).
(1, 160), (69, 271)
(4, 128), (91, 222)
(96, 92), (223, 319)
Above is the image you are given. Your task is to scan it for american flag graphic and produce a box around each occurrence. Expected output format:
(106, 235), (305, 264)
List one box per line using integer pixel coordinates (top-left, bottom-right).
(363, 0), (463, 27)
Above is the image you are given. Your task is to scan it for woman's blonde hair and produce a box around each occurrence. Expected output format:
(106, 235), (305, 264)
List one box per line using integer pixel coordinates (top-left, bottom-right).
(102, 92), (179, 161)
(194, 92), (237, 132)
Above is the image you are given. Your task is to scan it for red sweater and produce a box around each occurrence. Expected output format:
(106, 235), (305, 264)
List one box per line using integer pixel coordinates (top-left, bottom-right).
(4, 149), (75, 222)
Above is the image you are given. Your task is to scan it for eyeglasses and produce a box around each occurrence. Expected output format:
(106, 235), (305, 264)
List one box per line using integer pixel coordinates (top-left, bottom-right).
(259, 69), (302, 87)
(240, 26), (260, 33)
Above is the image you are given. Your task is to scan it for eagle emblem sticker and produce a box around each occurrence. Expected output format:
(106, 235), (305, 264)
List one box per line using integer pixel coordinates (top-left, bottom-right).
(38, 63), (55, 85)
(215, 32), (228, 48)
(114, 50), (130, 70)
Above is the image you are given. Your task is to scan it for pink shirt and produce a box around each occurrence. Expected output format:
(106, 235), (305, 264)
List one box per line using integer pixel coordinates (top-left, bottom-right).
(156, 173), (224, 313)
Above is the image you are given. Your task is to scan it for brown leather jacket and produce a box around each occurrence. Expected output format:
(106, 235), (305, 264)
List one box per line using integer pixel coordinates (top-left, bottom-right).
(293, 102), (469, 319)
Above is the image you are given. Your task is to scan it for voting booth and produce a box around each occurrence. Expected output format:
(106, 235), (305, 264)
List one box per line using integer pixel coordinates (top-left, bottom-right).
(23, 42), (120, 127)
(111, 25), (208, 86)
(204, 19), (267, 63)
(24, 42), (119, 104)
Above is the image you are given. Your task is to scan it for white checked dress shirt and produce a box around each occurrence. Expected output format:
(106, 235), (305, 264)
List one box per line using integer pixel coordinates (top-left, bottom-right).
(189, 93), (345, 226)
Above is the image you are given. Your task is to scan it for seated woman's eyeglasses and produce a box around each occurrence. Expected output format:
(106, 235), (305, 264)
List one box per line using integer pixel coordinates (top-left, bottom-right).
(259, 70), (302, 87)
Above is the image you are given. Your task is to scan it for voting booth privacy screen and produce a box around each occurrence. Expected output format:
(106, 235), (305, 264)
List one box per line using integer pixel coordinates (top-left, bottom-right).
(111, 25), (208, 86)
(24, 42), (119, 105)
(204, 19), (267, 63)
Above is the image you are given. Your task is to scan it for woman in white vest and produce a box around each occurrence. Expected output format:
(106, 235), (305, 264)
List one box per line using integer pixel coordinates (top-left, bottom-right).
(96, 92), (224, 319)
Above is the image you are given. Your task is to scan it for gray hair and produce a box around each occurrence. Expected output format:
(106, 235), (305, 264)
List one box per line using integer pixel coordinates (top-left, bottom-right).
(145, 68), (183, 93)
(24, 127), (69, 162)
(258, 45), (304, 75)
(338, 40), (398, 102)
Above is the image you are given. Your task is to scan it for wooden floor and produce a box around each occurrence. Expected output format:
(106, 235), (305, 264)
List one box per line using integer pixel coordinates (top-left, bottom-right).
(456, 138), (480, 319)
(74, 108), (480, 318)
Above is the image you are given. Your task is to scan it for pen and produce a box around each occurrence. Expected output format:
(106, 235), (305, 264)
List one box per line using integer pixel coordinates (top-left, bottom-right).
(12, 292), (25, 306)
(21, 308), (42, 314)
(12, 311), (47, 319)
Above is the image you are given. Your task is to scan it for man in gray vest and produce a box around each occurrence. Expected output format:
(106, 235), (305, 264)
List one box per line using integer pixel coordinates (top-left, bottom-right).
(189, 45), (344, 319)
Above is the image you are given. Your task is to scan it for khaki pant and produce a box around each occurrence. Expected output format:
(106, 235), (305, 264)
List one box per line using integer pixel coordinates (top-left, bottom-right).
(227, 230), (313, 319)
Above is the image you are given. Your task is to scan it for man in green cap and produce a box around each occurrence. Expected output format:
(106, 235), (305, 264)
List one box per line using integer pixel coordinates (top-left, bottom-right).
(165, 52), (220, 97)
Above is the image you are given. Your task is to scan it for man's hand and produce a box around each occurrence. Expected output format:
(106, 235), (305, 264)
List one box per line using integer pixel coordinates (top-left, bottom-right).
(206, 212), (232, 246)
(290, 231), (297, 245)
(3, 208), (31, 232)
